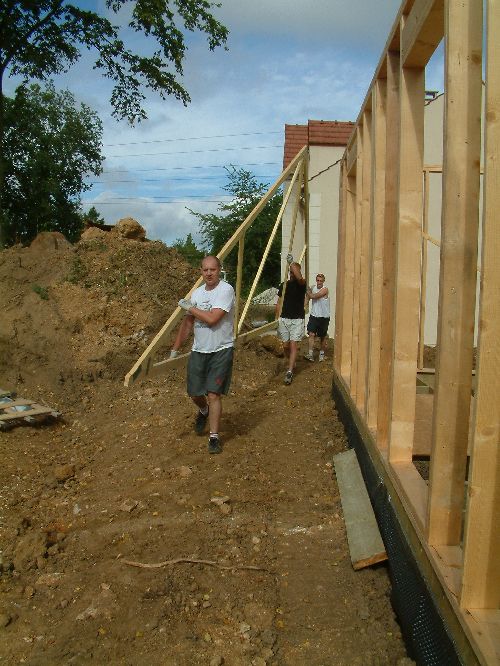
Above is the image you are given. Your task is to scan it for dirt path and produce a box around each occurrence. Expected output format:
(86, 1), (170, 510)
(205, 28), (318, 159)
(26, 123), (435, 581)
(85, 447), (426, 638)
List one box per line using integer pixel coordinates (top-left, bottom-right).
(0, 339), (412, 665)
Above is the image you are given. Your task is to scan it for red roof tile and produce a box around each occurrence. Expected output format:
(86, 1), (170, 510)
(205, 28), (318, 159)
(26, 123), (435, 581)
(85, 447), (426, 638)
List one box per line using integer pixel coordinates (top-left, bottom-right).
(283, 124), (308, 170)
(283, 120), (355, 168)
(308, 120), (354, 146)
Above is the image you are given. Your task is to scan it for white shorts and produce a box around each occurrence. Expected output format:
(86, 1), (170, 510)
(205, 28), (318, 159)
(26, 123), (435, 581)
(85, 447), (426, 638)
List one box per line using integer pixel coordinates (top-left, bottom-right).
(278, 317), (305, 342)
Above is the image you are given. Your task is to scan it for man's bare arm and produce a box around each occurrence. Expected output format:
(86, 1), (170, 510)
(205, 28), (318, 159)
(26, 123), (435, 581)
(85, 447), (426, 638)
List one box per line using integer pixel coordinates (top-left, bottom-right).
(275, 297), (282, 318)
(172, 314), (195, 352)
(187, 307), (227, 327)
(290, 263), (306, 285)
(309, 287), (328, 299)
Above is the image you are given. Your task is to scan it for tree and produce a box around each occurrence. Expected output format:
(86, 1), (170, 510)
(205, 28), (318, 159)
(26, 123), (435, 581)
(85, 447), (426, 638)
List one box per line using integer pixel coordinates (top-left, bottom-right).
(0, 0), (229, 246)
(189, 167), (283, 294)
(172, 232), (204, 266)
(2, 82), (104, 245)
(81, 206), (108, 228)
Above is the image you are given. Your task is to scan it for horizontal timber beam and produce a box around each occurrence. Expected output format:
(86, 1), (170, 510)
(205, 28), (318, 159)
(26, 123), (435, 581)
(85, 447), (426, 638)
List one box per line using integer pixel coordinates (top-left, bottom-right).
(401, 0), (444, 67)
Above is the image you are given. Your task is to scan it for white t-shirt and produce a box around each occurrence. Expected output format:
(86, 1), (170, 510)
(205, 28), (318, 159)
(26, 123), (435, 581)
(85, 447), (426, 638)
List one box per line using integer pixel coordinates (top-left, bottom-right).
(191, 280), (235, 353)
(310, 285), (330, 318)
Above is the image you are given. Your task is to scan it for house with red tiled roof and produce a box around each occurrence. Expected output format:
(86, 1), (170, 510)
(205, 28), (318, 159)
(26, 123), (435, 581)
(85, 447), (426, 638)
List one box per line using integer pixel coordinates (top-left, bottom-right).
(280, 93), (482, 346)
(281, 119), (355, 337)
(283, 120), (354, 170)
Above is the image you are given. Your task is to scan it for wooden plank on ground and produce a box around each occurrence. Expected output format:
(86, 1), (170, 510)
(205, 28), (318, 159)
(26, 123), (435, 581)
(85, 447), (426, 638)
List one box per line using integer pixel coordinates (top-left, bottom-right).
(0, 405), (57, 421)
(0, 399), (36, 408)
(333, 449), (387, 570)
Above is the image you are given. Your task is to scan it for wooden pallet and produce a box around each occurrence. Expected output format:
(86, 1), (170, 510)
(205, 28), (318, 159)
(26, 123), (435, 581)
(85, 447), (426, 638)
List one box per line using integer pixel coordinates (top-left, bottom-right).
(0, 389), (61, 430)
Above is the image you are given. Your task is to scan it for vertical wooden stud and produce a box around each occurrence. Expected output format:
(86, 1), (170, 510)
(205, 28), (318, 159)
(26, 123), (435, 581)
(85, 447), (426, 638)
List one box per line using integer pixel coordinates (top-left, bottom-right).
(355, 111), (373, 415)
(461, 0), (500, 610)
(418, 169), (430, 370)
(427, 0), (483, 546)
(350, 127), (364, 402)
(388, 59), (425, 463)
(366, 79), (387, 430)
(342, 173), (356, 383)
(377, 50), (401, 450)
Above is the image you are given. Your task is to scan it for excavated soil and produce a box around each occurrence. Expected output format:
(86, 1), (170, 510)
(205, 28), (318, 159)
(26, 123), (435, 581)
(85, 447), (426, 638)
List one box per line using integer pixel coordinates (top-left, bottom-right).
(0, 232), (413, 665)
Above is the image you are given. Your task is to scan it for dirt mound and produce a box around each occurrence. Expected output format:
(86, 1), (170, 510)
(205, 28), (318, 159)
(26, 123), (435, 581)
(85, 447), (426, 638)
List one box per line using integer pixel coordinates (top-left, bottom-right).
(0, 231), (412, 665)
(0, 231), (197, 404)
(112, 216), (146, 240)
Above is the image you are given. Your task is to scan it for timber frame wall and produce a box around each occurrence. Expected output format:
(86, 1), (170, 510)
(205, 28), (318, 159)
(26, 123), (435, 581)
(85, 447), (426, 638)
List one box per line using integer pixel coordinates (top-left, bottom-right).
(334, 1), (499, 664)
(124, 146), (309, 387)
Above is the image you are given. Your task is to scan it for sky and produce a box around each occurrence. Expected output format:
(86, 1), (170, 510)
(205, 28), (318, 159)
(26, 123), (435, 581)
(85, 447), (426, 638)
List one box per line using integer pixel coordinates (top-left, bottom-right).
(5, 0), (444, 247)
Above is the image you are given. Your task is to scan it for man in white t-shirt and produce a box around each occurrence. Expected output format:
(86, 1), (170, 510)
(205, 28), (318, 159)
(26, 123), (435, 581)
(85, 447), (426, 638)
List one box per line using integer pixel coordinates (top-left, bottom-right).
(171, 256), (235, 454)
(304, 273), (330, 362)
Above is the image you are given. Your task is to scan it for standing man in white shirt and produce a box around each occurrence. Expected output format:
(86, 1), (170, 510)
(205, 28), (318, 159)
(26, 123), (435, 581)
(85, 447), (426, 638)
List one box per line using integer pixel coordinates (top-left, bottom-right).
(171, 255), (235, 454)
(304, 273), (330, 362)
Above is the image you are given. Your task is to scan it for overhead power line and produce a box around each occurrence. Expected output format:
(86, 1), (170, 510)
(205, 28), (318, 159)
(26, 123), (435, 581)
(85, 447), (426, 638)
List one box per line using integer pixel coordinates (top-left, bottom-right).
(101, 161), (281, 174)
(104, 130), (282, 147)
(107, 144), (282, 158)
(89, 175), (275, 185)
(88, 194), (229, 200)
(82, 199), (223, 205)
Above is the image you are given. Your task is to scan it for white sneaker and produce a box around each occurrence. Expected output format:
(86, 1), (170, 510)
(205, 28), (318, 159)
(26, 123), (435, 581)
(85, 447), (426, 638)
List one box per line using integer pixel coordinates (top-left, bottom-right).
(319, 353), (326, 362)
(304, 352), (314, 362)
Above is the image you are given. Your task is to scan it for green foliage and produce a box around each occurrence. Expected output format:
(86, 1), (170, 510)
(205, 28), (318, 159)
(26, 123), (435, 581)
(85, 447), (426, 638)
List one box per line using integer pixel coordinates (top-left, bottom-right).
(81, 206), (107, 227)
(66, 255), (88, 285)
(173, 232), (204, 267)
(32, 284), (49, 300)
(189, 167), (283, 294)
(2, 82), (104, 246)
(0, 1), (228, 124)
(0, 1), (229, 247)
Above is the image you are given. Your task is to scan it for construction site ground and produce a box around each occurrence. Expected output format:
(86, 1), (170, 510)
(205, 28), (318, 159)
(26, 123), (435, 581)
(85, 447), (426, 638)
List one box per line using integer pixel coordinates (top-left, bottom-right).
(0, 231), (413, 665)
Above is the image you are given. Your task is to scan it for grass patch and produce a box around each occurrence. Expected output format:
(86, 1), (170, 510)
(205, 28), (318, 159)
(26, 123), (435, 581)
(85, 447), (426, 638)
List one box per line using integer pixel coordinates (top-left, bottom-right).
(32, 284), (49, 300)
(66, 255), (89, 285)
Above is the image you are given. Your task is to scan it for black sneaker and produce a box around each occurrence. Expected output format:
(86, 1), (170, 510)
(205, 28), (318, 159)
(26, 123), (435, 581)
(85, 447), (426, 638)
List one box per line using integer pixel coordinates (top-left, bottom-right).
(195, 409), (208, 435)
(208, 435), (222, 454)
(284, 370), (293, 385)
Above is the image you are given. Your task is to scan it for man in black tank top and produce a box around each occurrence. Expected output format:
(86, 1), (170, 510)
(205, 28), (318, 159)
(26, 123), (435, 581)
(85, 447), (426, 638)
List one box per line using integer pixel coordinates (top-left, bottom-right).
(275, 259), (306, 385)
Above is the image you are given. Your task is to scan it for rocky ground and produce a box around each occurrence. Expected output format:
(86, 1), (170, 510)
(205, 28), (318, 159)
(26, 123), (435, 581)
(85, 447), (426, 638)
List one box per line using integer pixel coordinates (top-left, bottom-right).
(0, 230), (413, 665)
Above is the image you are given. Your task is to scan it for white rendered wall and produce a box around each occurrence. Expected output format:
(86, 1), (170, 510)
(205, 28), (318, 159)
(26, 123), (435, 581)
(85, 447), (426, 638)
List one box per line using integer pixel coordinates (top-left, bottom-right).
(281, 145), (343, 339)
(308, 145), (343, 337)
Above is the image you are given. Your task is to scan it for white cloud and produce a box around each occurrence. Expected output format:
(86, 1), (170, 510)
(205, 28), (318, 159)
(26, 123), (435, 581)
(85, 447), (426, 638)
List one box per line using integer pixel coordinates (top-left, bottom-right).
(82, 188), (224, 247)
(214, 0), (401, 47)
(6, 0), (446, 247)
